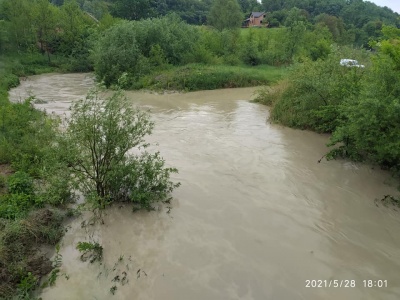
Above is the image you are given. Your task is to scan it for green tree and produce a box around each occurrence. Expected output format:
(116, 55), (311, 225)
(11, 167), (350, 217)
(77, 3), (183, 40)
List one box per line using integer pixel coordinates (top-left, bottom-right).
(208, 0), (243, 31)
(32, 0), (59, 63)
(1, 0), (35, 51)
(63, 84), (180, 210)
(238, 0), (262, 14)
(315, 13), (345, 43)
(55, 0), (96, 70)
(284, 7), (309, 61)
(110, 0), (155, 20)
(94, 16), (200, 86)
(58, 0), (93, 55)
(94, 21), (145, 87)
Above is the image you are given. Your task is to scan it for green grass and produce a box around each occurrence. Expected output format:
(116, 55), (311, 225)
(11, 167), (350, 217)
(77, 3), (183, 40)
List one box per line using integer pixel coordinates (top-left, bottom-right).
(0, 51), (74, 299)
(133, 64), (289, 91)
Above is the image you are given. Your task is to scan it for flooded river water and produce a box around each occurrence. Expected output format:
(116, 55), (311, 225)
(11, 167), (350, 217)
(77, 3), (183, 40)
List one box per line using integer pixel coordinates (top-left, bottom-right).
(9, 73), (400, 300)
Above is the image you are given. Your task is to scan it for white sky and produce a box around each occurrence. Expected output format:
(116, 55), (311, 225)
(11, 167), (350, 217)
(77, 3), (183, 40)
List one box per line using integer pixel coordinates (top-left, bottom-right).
(365, 0), (400, 13)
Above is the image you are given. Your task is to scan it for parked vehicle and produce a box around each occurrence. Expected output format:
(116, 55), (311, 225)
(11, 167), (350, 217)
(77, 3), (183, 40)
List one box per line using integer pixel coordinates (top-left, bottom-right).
(340, 59), (365, 68)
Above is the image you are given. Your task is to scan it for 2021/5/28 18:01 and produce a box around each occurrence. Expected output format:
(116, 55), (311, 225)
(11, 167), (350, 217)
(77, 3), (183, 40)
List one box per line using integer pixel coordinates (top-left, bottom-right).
(305, 280), (388, 288)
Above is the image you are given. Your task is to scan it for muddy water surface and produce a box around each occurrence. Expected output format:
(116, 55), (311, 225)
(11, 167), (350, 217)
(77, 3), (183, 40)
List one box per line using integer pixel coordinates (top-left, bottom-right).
(10, 74), (400, 300)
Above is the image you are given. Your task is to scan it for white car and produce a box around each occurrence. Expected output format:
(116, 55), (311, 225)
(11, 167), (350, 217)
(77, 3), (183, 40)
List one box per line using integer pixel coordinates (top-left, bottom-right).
(340, 59), (365, 68)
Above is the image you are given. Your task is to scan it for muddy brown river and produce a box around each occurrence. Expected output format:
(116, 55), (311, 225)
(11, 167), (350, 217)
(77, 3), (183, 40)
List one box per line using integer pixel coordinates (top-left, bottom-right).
(9, 73), (400, 300)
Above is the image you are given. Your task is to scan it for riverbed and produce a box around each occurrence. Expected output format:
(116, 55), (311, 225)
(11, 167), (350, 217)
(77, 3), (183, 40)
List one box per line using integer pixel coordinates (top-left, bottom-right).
(9, 73), (400, 300)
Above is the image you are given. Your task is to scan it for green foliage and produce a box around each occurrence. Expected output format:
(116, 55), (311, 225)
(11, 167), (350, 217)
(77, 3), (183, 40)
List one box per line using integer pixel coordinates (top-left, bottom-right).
(7, 171), (33, 195)
(253, 79), (289, 106)
(0, 0), (96, 70)
(268, 49), (366, 132)
(63, 85), (180, 210)
(192, 28), (241, 64)
(76, 241), (103, 263)
(93, 21), (144, 87)
(132, 14), (200, 65)
(0, 99), (59, 176)
(0, 172), (37, 219)
(240, 29), (262, 65)
(238, 0), (262, 14)
(0, 73), (19, 90)
(135, 64), (287, 91)
(110, 0), (155, 20)
(41, 243), (69, 289)
(0, 0), (36, 51)
(0, 192), (35, 219)
(94, 15), (200, 87)
(208, 0), (243, 31)
(16, 272), (38, 299)
(327, 50), (400, 175)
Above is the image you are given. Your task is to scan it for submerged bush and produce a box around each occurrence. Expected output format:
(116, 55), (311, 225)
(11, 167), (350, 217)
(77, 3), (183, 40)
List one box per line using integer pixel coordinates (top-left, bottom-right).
(76, 241), (103, 263)
(62, 85), (180, 210)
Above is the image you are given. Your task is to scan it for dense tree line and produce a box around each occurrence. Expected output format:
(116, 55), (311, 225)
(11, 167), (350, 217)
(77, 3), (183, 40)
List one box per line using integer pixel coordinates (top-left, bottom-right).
(1, 0), (399, 58)
(263, 0), (399, 46)
(0, 0), (98, 71)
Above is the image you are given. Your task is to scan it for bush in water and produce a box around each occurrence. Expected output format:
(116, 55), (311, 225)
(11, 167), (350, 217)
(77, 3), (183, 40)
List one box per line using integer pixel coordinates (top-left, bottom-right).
(62, 83), (180, 211)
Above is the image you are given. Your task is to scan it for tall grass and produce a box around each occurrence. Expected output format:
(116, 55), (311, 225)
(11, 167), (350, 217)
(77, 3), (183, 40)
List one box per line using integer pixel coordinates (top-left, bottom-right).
(253, 79), (290, 106)
(134, 64), (289, 91)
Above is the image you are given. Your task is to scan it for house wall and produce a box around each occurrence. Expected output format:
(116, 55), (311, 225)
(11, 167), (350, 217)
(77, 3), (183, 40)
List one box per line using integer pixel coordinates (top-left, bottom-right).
(249, 15), (266, 27)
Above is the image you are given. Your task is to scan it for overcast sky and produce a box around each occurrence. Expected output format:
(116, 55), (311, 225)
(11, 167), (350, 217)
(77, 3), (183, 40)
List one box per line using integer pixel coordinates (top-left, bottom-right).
(366, 0), (400, 13)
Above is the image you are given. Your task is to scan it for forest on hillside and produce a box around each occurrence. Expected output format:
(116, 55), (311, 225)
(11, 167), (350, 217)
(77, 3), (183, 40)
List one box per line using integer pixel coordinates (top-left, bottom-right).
(0, 0), (400, 52)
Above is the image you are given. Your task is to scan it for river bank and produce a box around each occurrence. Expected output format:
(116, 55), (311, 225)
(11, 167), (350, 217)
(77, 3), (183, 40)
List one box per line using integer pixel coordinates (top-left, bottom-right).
(9, 73), (400, 300)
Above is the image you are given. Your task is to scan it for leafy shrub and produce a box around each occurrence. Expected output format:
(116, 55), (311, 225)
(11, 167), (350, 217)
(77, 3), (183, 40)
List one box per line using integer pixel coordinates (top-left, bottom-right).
(93, 21), (145, 87)
(0, 172), (37, 219)
(269, 51), (366, 132)
(0, 100), (59, 176)
(63, 85), (180, 210)
(1, 73), (20, 90)
(16, 272), (38, 299)
(327, 52), (400, 175)
(7, 171), (34, 195)
(132, 14), (200, 66)
(0, 193), (35, 219)
(94, 15), (200, 88)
